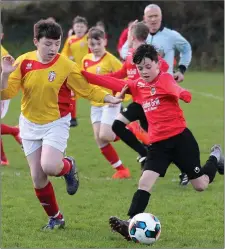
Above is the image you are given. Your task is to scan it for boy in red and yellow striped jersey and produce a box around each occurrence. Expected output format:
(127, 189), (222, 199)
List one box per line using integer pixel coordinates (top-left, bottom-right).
(61, 16), (89, 127)
(1, 19), (122, 230)
(82, 27), (130, 179)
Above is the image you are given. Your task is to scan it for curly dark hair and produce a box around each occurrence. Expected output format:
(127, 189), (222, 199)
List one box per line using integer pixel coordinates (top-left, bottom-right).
(133, 44), (158, 64)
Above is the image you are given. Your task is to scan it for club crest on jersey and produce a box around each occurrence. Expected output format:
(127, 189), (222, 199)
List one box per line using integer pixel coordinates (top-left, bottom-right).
(84, 61), (88, 68)
(48, 71), (56, 82)
(26, 63), (32, 70)
(80, 41), (86, 47)
(150, 87), (156, 96)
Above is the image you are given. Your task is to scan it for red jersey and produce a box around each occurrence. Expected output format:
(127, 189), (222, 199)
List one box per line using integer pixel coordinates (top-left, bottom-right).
(106, 48), (169, 80)
(81, 70), (191, 143)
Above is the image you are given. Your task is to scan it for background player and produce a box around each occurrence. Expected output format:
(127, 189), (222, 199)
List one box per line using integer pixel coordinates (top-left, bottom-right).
(82, 27), (130, 179)
(62, 16), (89, 127)
(1, 25), (22, 165)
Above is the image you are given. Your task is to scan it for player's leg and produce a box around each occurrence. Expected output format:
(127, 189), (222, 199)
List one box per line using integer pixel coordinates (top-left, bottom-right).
(100, 104), (130, 179)
(92, 116), (129, 178)
(173, 128), (224, 191)
(41, 120), (79, 195)
(112, 102), (148, 167)
(109, 141), (172, 240)
(26, 145), (65, 230)
(1, 123), (22, 144)
(1, 139), (9, 165)
(70, 97), (78, 127)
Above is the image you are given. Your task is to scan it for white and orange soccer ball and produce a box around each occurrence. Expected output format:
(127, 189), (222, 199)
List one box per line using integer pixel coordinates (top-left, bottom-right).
(128, 213), (161, 244)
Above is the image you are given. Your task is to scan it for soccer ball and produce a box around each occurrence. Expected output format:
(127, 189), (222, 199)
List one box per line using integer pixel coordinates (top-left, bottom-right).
(128, 213), (161, 244)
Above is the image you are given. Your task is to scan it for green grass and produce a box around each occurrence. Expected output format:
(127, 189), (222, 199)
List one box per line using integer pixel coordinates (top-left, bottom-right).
(1, 72), (224, 248)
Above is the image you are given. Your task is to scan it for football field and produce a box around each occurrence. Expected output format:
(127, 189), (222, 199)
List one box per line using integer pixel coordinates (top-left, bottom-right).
(1, 72), (224, 248)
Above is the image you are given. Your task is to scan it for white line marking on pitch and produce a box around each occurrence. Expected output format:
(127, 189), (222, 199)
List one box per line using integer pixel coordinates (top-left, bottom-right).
(189, 89), (223, 101)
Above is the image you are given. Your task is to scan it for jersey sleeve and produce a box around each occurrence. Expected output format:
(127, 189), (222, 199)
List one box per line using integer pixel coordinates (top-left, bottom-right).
(105, 61), (127, 79)
(66, 63), (108, 103)
(81, 70), (128, 93)
(111, 55), (123, 72)
(61, 38), (71, 57)
(1, 46), (9, 57)
(161, 73), (192, 103)
(1, 56), (23, 100)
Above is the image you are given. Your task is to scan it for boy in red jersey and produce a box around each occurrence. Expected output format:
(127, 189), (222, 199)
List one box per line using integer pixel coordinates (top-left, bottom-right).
(62, 16), (89, 127)
(107, 22), (189, 184)
(82, 27), (130, 179)
(1, 19), (122, 230)
(81, 44), (224, 240)
(106, 22), (166, 163)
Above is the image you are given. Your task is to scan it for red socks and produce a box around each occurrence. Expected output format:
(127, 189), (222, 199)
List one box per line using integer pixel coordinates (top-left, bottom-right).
(71, 99), (77, 119)
(1, 124), (19, 136)
(100, 143), (125, 170)
(57, 158), (72, 176)
(35, 181), (62, 218)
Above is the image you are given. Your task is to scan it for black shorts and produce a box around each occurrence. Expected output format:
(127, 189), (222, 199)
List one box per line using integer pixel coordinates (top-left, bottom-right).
(143, 128), (203, 180)
(121, 102), (148, 132)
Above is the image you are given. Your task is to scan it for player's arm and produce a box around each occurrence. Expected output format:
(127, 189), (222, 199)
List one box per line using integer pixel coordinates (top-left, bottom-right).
(105, 55), (127, 79)
(161, 74), (192, 103)
(1, 55), (21, 99)
(171, 30), (192, 73)
(81, 70), (129, 93)
(67, 64), (122, 104)
(105, 64), (127, 79)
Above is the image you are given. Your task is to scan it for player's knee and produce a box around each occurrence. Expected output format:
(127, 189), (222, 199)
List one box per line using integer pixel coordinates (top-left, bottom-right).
(138, 176), (152, 192)
(99, 132), (110, 142)
(112, 120), (126, 134)
(41, 161), (58, 176)
(191, 180), (208, 192)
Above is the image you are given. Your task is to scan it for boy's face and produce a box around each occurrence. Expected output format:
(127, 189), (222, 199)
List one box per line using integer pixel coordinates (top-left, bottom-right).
(136, 57), (159, 82)
(88, 38), (106, 57)
(73, 23), (87, 37)
(34, 36), (61, 63)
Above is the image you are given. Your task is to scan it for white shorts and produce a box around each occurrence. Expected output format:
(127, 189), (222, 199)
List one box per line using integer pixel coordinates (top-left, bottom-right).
(90, 104), (121, 125)
(1, 100), (11, 119)
(19, 114), (71, 157)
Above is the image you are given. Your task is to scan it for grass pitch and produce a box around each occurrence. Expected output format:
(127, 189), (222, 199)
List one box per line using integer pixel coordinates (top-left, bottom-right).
(1, 72), (224, 248)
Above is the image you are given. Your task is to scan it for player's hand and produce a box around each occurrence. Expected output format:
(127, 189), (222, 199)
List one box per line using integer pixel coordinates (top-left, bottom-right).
(127, 20), (138, 48)
(104, 94), (123, 104)
(174, 71), (184, 83)
(116, 84), (129, 99)
(1, 55), (19, 74)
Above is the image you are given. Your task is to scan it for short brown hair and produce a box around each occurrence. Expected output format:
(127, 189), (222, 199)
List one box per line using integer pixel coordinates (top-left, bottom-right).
(34, 19), (63, 40)
(87, 27), (105, 40)
(132, 22), (149, 42)
(73, 16), (88, 26)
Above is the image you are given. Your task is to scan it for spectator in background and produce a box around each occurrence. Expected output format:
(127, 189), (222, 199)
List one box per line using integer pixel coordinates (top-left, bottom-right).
(121, 4), (192, 82)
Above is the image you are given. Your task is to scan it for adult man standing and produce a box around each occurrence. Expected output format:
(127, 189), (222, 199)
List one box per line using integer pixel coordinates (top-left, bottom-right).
(121, 4), (192, 185)
(121, 4), (192, 81)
